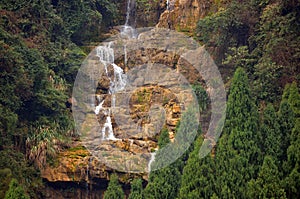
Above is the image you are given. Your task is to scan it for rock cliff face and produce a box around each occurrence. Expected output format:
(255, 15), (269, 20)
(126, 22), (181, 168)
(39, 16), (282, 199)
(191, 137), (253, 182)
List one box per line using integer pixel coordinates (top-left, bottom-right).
(41, 144), (143, 183)
(42, 33), (205, 187)
(42, 0), (213, 195)
(118, 0), (212, 32)
(157, 0), (212, 33)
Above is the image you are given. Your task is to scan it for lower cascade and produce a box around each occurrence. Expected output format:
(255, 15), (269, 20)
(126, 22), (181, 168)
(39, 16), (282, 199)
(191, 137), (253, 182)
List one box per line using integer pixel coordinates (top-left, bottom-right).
(95, 42), (127, 141)
(148, 152), (157, 172)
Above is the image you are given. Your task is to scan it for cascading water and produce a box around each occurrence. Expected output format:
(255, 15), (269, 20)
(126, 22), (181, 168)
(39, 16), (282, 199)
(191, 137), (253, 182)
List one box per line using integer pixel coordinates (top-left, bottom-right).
(94, 0), (139, 141)
(148, 152), (156, 172)
(111, 63), (127, 93)
(94, 99), (104, 115)
(93, 0), (156, 172)
(122, 0), (137, 38)
(95, 42), (125, 141)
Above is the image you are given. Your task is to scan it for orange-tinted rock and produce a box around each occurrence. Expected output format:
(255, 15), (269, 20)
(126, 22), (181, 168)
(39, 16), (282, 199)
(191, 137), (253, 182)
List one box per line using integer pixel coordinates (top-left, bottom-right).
(157, 0), (211, 33)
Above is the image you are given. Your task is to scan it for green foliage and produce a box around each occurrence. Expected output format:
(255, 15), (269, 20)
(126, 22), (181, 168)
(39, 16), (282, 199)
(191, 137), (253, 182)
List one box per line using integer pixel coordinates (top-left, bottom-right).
(226, 68), (261, 161)
(250, 1), (300, 102)
(261, 104), (282, 162)
(248, 156), (287, 199)
(278, 99), (295, 162)
(284, 118), (300, 198)
(128, 178), (143, 199)
(157, 127), (170, 148)
(223, 46), (257, 76)
(0, 105), (18, 146)
(144, 163), (181, 199)
(285, 82), (300, 117)
(4, 178), (29, 199)
(178, 137), (215, 199)
(253, 59), (283, 102)
(192, 84), (209, 112)
(0, 0), (110, 196)
(0, 150), (41, 198)
(0, 168), (12, 199)
(144, 117), (185, 199)
(196, 1), (254, 62)
(226, 68), (255, 126)
(136, 0), (158, 13)
(209, 67), (262, 198)
(104, 174), (125, 199)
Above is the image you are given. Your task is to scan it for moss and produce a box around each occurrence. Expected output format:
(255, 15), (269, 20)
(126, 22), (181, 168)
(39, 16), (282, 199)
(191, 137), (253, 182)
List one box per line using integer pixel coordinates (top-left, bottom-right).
(67, 145), (86, 152)
(48, 156), (60, 168)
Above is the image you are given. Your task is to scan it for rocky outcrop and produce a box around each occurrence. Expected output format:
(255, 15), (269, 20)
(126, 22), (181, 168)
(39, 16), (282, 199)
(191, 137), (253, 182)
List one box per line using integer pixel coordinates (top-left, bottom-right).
(41, 144), (146, 184)
(157, 0), (212, 33)
(117, 0), (212, 32)
(42, 2), (217, 191)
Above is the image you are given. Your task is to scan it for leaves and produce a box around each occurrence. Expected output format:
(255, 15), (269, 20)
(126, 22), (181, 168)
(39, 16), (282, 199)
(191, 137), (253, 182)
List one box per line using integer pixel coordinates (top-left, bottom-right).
(104, 174), (125, 199)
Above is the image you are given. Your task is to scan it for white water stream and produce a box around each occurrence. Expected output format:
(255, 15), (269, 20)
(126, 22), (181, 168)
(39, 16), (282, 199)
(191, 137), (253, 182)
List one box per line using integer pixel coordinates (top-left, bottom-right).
(94, 0), (136, 141)
(94, 0), (156, 172)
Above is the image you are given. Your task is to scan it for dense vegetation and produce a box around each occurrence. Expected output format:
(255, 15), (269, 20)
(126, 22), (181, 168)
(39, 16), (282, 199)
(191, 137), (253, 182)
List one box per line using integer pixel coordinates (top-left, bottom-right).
(0, 0), (119, 198)
(1, 0), (300, 198)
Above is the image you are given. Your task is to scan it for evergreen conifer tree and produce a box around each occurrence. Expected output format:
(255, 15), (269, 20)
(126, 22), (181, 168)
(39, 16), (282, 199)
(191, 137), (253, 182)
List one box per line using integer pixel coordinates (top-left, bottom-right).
(248, 156), (287, 199)
(104, 174), (124, 199)
(261, 104), (282, 162)
(178, 137), (215, 199)
(128, 178), (143, 199)
(213, 68), (261, 198)
(284, 118), (300, 198)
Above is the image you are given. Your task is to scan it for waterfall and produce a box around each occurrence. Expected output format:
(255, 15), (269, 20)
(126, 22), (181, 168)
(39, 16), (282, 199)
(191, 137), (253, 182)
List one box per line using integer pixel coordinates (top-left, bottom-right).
(148, 152), (157, 172)
(94, 100), (104, 115)
(96, 44), (127, 95)
(96, 42), (114, 77)
(122, 0), (137, 38)
(102, 114), (119, 141)
(93, 0), (139, 141)
(110, 63), (127, 94)
(95, 42), (126, 141)
(96, 42), (114, 64)
(125, 0), (132, 26)
(167, 0), (174, 11)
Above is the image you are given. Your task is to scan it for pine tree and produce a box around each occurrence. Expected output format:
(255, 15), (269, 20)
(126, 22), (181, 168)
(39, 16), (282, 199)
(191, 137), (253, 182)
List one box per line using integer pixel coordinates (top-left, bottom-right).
(261, 104), (282, 162)
(178, 137), (215, 199)
(103, 174), (124, 199)
(284, 118), (300, 198)
(143, 164), (181, 199)
(4, 178), (29, 199)
(128, 178), (143, 199)
(225, 67), (260, 162)
(248, 156), (287, 199)
(287, 82), (300, 117)
(213, 68), (261, 198)
(278, 100), (295, 161)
